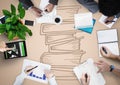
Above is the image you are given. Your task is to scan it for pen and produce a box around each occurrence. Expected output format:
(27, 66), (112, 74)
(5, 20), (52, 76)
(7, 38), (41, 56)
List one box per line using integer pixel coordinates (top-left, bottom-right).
(85, 73), (88, 82)
(26, 66), (38, 72)
(105, 20), (115, 23)
(102, 47), (107, 54)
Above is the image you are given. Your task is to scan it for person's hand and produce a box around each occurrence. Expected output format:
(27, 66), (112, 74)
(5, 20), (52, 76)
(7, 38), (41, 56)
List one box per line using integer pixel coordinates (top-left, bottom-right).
(44, 70), (54, 79)
(100, 46), (117, 59)
(95, 60), (110, 73)
(0, 41), (11, 52)
(44, 3), (54, 13)
(29, 6), (43, 17)
(104, 16), (115, 24)
(80, 73), (90, 85)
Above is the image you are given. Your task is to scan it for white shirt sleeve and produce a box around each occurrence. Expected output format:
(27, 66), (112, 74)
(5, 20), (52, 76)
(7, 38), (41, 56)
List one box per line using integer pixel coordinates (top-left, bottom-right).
(13, 72), (27, 85)
(48, 76), (58, 85)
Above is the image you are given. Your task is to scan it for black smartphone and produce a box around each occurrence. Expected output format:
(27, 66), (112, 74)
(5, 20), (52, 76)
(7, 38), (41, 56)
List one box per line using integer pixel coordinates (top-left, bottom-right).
(25, 20), (34, 26)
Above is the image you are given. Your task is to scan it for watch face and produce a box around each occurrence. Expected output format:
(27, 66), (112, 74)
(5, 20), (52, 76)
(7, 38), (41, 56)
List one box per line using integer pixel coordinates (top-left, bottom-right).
(110, 65), (114, 72)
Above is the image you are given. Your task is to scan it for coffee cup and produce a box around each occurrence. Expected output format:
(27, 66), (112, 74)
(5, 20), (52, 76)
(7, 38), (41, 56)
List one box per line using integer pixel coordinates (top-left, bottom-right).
(53, 15), (62, 24)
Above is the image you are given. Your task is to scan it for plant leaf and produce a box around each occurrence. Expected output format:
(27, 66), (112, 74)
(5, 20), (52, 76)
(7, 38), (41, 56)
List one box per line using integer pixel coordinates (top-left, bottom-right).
(8, 31), (16, 40)
(18, 3), (25, 19)
(0, 24), (6, 34)
(6, 24), (11, 31)
(11, 15), (18, 24)
(18, 23), (32, 36)
(16, 31), (25, 40)
(5, 17), (11, 23)
(11, 4), (16, 15)
(2, 10), (11, 17)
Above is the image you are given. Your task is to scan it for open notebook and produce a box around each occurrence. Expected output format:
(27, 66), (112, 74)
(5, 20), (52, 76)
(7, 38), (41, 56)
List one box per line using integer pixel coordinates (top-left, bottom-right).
(22, 59), (51, 84)
(74, 12), (95, 34)
(97, 29), (119, 57)
(73, 58), (105, 85)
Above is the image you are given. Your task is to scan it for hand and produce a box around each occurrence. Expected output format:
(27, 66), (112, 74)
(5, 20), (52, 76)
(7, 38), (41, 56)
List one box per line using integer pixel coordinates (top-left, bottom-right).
(44, 70), (54, 79)
(100, 46), (117, 59)
(0, 41), (10, 52)
(104, 16), (115, 24)
(80, 73), (90, 85)
(95, 60), (110, 73)
(44, 3), (54, 13)
(29, 6), (43, 17)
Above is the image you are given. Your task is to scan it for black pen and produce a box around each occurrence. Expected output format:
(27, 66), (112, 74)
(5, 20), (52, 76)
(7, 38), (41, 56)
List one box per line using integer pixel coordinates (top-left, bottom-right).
(26, 66), (38, 72)
(102, 47), (107, 54)
(105, 20), (115, 24)
(85, 73), (88, 82)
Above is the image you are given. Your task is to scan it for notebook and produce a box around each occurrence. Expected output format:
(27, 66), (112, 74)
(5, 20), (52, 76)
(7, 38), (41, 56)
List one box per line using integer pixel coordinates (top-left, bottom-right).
(74, 12), (94, 34)
(97, 29), (119, 57)
(73, 58), (106, 85)
(99, 15), (117, 28)
(22, 59), (51, 84)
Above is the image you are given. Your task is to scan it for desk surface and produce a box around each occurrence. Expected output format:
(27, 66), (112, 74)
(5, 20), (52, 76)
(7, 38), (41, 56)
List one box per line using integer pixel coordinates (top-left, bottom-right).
(0, 0), (120, 85)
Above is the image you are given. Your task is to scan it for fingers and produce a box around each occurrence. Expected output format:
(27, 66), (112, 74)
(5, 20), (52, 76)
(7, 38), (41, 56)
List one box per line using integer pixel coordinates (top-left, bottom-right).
(44, 3), (54, 13)
(44, 70), (54, 79)
(80, 73), (90, 85)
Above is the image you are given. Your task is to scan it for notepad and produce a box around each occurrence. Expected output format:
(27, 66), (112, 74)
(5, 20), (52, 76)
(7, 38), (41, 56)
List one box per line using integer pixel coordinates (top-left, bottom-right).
(97, 29), (119, 57)
(73, 58), (106, 85)
(74, 12), (94, 34)
(99, 15), (117, 28)
(22, 59), (51, 84)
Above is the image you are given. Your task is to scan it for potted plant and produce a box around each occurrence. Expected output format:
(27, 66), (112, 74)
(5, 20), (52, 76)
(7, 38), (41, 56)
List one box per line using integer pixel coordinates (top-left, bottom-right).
(0, 3), (32, 40)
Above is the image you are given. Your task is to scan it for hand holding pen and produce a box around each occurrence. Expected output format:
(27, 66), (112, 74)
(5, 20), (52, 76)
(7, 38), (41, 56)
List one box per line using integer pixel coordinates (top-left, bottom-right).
(80, 73), (90, 85)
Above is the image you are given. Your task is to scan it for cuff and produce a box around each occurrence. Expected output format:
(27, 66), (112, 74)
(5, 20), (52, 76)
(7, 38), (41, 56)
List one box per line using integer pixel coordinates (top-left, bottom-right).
(48, 76), (57, 85)
(13, 72), (27, 85)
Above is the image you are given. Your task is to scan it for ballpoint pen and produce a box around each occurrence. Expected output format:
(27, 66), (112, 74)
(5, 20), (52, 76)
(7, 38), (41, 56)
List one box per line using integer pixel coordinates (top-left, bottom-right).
(85, 73), (88, 82)
(26, 66), (38, 72)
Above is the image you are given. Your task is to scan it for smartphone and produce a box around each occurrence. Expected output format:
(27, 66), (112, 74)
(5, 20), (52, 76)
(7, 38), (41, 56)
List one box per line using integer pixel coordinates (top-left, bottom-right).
(24, 20), (35, 26)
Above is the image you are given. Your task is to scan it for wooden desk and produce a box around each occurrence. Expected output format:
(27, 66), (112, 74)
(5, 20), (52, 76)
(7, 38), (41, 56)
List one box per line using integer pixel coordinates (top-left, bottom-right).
(0, 0), (120, 85)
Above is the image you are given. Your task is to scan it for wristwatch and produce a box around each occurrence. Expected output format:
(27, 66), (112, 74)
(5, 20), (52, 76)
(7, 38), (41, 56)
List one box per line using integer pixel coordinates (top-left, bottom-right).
(109, 65), (115, 72)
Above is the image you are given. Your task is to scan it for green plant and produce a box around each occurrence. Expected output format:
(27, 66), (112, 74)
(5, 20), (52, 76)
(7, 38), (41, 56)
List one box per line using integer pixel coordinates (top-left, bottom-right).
(0, 3), (32, 40)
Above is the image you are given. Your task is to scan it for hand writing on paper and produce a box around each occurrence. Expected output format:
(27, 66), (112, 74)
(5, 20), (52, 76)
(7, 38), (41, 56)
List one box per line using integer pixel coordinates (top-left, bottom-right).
(44, 70), (54, 79)
(80, 73), (90, 85)
(44, 3), (54, 13)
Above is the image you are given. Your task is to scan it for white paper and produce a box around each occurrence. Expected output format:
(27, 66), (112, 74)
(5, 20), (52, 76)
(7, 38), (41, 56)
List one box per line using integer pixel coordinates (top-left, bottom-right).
(22, 59), (51, 84)
(36, 0), (57, 24)
(97, 29), (119, 57)
(99, 42), (119, 57)
(74, 12), (93, 29)
(97, 29), (118, 43)
(73, 58), (106, 85)
(99, 15), (117, 28)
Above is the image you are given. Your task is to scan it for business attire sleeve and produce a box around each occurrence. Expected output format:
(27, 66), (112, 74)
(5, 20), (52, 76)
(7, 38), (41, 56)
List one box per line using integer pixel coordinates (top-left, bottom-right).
(77, 0), (98, 13)
(19, 0), (34, 10)
(48, 76), (58, 85)
(49, 0), (58, 5)
(13, 73), (26, 85)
